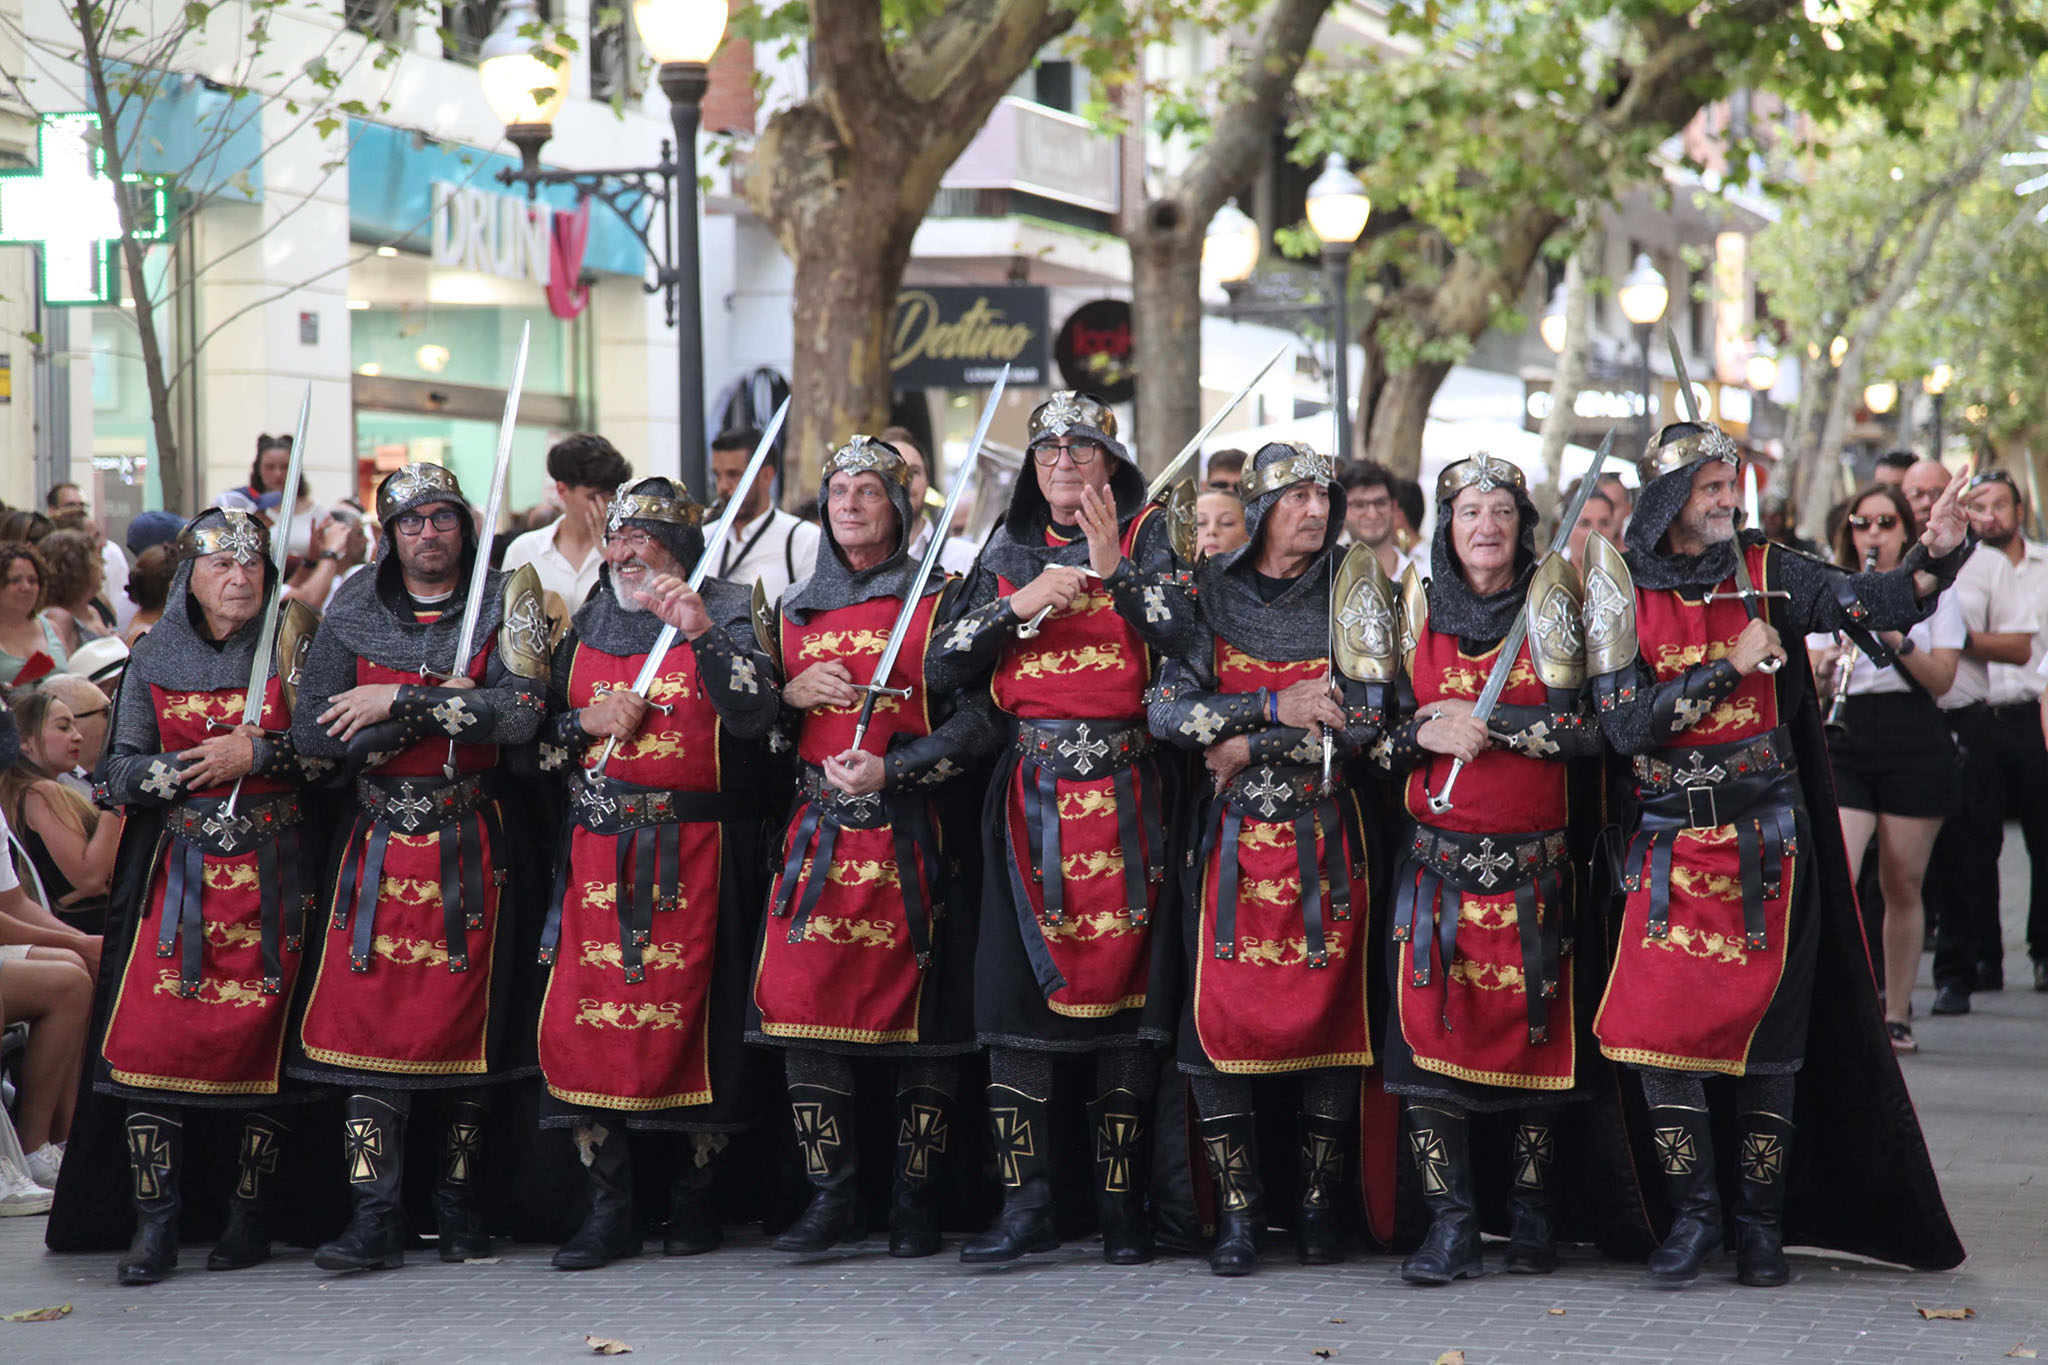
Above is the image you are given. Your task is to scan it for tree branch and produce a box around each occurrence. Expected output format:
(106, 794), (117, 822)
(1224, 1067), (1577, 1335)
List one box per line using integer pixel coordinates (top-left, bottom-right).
(906, 0), (1071, 134)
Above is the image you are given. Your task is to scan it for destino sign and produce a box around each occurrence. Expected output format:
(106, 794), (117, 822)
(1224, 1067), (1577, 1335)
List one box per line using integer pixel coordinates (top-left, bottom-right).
(889, 285), (1049, 388)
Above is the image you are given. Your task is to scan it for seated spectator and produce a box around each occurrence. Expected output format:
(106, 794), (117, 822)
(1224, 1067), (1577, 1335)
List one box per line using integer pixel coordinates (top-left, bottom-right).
(0, 1081), (54, 1213)
(37, 529), (114, 654)
(0, 510), (52, 546)
(65, 638), (129, 700)
(0, 545), (65, 687)
(0, 688), (121, 935)
(48, 504), (129, 631)
(119, 544), (175, 645)
(37, 675), (111, 801)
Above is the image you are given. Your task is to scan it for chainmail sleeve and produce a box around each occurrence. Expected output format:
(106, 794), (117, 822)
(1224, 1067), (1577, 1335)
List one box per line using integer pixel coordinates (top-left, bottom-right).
(289, 611), (358, 761)
(96, 671), (183, 808)
(689, 607), (780, 740)
(1770, 538), (1965, 638)
(537, 628), (591, 776)
(924, 567), (1012, 694)
(881, 688), (1000, 791)
(1106, 512), (1200, 657)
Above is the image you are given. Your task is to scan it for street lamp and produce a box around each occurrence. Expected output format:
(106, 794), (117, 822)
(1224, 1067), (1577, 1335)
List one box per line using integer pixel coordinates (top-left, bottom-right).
(1923, 362), (1953, 458)
(488, 0), (730, 498)
(1863, 380), (1898, 416)
(1203, 201), (1260, 285)
(1306, 154), (1370, 463)
(1539, 282), (1568, 355)
(1616, 252), (1669, 445)
(1746, 338), (1779, 394)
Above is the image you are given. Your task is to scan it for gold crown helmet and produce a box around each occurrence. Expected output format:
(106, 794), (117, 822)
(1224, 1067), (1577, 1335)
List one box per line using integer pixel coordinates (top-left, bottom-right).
(1435, 452), (1527, 505)
(606, 477), (705, 535)
(375, 461), (466, 523)
(1028, 391), (1118, 445)
(1240, 442), (1339, 502)
(175, 508), (270, 566)
(1636, 421), (1741, 484)
(822, 434), (912, 488)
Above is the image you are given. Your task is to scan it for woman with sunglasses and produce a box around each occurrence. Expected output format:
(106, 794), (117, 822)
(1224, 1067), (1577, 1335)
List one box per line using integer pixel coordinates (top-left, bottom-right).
(1805, 483), (1962, 1052)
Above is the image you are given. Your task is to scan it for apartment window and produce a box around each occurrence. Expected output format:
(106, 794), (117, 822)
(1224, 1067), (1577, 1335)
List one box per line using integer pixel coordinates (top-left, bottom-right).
(345, 0), (405, 42)
(442, 0), (552, 65)
(1033, 60), (1075, 113)
(589, 3), (640, 103)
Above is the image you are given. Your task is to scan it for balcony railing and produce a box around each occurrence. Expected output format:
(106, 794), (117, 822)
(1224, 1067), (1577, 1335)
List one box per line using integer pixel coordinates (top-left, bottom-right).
(940, 96), (1119, 217)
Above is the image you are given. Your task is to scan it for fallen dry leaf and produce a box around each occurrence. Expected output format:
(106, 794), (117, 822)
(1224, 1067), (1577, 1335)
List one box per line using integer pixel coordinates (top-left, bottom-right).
(1328, 1318), (1345, 1324)
(1914, 1305), (1975, 1321)
(586, 1336), (634, 1356)
(1435, 1354), (1467, 1365)
(2, 1305), (73, 1323)
(1548, 1308), (1567, 1316)
(2007, 1346), (2037, 1360)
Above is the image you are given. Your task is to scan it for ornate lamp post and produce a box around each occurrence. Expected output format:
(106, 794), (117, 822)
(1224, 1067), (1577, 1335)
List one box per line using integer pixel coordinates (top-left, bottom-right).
(1616, 252), (1669, 447)
(1923, 361), (1953, 459)
(486, 0), (730, 497)
(1305, 154), (1371, 464)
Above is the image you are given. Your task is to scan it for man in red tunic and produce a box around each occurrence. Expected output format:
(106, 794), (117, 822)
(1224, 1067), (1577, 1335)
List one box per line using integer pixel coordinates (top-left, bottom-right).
(289, 463), (549, 1272)
(532, 476), (779, 1268)
(1376, 455), (1602, 1283)
(1147, 442), (1382, 1276)
(749, 437), (995, 1256)
(924, 392), (1196, 1265)
(1588, 420), (1969, 1288)
(83, 508), (325, 1284)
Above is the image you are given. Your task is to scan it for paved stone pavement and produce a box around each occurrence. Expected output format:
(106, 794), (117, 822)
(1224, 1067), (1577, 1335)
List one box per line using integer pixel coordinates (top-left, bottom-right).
(4, 838), (2044, 1365)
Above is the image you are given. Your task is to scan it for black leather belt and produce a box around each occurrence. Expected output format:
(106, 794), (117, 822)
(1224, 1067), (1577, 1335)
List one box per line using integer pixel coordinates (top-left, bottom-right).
(354, 773), (485, 834)
(335, 773), (502, 976)
(540, 777), (742, 983)
(1632, 728), (1794, 830)
(772, 765), (943, 970)
(1394, 823), (1570, 1045)
(1625, 767), (1801, 956)
(1219, 762), (1328, 823)
(1010, 717), (1154, 780)
(157, 792), (309, 999)
(1195, 767), (1357, 972)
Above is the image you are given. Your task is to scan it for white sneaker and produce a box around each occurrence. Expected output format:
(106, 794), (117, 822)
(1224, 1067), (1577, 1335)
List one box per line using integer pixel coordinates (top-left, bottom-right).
(24, 1143), (61, 1191)
(0, 1160), (53, 1216)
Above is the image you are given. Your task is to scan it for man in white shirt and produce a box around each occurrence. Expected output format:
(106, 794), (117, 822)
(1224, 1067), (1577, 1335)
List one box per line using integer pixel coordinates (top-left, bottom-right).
(1919, 467), (2037, 1013)
(710, 426), (819, 603)
(1337, 462), (1423, 578)
(499, 434), (631, 634)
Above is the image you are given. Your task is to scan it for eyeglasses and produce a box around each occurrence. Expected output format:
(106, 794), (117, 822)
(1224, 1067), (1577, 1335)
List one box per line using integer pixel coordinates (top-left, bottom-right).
(609, 529), (659, 551)
(1969, 469), (2018, 492)
(394, 509), (464, 534)
(1847, 514), (1900, 531)
(68, 706), (110, 720)
(1033, 442), (1101, 467)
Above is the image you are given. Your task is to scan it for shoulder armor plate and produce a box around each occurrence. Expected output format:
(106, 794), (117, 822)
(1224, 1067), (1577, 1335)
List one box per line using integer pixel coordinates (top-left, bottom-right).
(1525, 552), (1585, 691)
(275, 597), (320, 718)
(1398, 562), (1428, 680)
(752, 577), (780, 669)
(1579, 533), (1638, 676)
(1162, 478), (1199, 566)
(1333, 543), (1399, 683)
(497, 563), (551, 682)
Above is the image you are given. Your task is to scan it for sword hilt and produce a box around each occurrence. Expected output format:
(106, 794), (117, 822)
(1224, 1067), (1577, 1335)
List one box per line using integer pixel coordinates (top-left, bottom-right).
(858, 683), (913, 700)
(222, 775), (245, 819)
(1757, 657), (1783, 675)
(1320, 732), (1334, 796)
(588, 735), (620, 782)
(1016, 603), (1055, 639)
(1426, 758), (1466, 815)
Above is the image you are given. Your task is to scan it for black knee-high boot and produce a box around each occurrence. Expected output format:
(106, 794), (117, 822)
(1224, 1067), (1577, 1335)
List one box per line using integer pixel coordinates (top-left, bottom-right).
(553, 1120), (641, 1270)
(1089, 1088), (1154, 1265)
(772, 1084), (863, 1252)
(118, 1108), (183, 1285)
(1502, 1108), (1558, 1274)
(433, 1095), (492, 1262)
(208, 1112), (288, 1271)
(665, 1132), (725, 1257)
(1399, 1105), (1483, 1285)
(1199, 1111), (1264, 1277)
(1645, 1104), (1722, 1287)
(1732, 1110), (1794, 1287)
(314, 1093), (408, 1272)
(889, 1085), (951, 1258)
(960, 1086), (1057, 1263)
(1295, 1112), (1348, 1265)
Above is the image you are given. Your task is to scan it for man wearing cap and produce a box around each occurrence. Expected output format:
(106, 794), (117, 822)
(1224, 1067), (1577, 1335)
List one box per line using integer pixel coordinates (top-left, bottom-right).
(76, 508), (326, 1284)
(288, 463), (550, 1273)
(531, 477), (779, 1269)
(1148, 442), (1382, 1277)
(1584, 420), (1969, 1289)
(750, 436), (995, 1257)
(1377, 454), (1607, 1284)
(925, 392), (1196, 1266)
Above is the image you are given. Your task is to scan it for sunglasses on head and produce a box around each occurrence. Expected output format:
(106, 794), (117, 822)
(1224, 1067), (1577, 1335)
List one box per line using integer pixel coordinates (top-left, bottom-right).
(1848, 513), (1899, 531)
(1969, 469), (2018, 492)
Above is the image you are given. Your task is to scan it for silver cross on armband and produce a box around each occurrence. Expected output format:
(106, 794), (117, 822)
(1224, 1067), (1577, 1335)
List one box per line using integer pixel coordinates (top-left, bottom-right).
(1239, 766), (1290, 820)
(1180, 704), (1225, 746)
(1675, 752), (1727, 787)
(728, 655), (760, 695)
(429, 698), (477, 736)
(140, 760), (183, 802)
(1142, 585), (1169, 624)
(1460, 837), (1514, 890)
(385, 781), (436, 833)
(944, 612), (984, 652)
(922, 757), (962, 787)
(1058, 723), (1111, 776)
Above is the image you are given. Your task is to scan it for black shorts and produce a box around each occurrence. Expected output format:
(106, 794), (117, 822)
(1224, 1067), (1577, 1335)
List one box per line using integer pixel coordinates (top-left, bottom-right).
(1826, 691), (1960, 818)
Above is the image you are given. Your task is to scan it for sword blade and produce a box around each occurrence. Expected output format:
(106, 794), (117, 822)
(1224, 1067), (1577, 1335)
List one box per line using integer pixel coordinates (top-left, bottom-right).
(1546, 426), (1618, 559)
(240, 385), (312, 727)
(1665, 323), (1702, 426)
(1146, 343), (1290, 502)
(448, 320), (531, 676)
(853, 365), (1010, 751)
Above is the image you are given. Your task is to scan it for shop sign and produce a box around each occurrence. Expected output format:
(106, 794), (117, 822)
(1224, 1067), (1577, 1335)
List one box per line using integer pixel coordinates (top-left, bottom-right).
(0, 113), (169, 306)
(1054, 298), (1134, 403)
(431, 181), (553, 286)
(889, 285), (1049, 387)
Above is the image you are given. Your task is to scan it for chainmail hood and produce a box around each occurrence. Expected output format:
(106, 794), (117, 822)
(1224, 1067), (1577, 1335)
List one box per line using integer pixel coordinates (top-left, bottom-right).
(573, 572), (750, 659)
(1426, 464), (1541, 641)
(129, 508), (281, 692)
(985, 391), (1147, 586)
(1198, 442), (1342, 663)
(371, 461), (481, 609)
(1624, 447), (1740, 591)
(781, 436), (932, 621)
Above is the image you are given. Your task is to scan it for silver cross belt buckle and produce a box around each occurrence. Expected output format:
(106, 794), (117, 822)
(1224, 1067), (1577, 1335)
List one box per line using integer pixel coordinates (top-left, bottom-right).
(385, 781), (436, 832)
(1057, 723), (1112, 776)
(1460, 837), (1514, 890)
